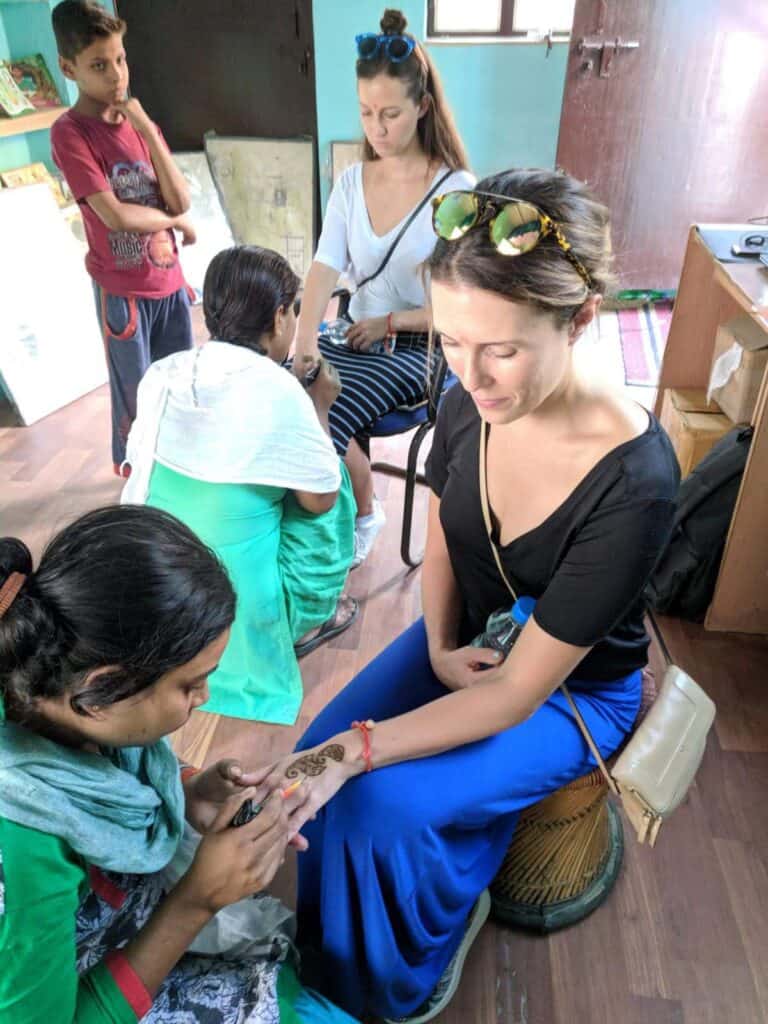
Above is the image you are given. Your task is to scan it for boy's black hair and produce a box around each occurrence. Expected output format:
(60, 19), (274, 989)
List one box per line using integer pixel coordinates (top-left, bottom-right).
(52, 0), (126, 62)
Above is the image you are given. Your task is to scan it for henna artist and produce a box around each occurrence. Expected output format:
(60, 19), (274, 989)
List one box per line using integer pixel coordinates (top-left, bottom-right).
(268, 170), (680, 1023)
(0, 505), (359, 1024)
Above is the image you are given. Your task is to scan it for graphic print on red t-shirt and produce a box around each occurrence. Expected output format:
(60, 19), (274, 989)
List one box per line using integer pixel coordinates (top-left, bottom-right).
(107, 159), (177, 272)
(51, 110), (185, 299)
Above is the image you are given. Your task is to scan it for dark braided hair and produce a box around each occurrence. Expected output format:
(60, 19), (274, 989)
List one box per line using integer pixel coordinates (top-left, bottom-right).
(203, 245), (300, 353)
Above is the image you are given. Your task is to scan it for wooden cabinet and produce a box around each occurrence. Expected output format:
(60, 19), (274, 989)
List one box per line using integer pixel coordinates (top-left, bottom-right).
(655, 227), (768, 633)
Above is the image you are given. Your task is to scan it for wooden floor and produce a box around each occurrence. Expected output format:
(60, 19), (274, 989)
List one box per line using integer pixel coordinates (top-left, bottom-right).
(2, 377), (768, 1024)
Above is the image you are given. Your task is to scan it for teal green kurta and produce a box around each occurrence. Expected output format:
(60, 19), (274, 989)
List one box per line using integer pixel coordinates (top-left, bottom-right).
(147, 461), (354, 723)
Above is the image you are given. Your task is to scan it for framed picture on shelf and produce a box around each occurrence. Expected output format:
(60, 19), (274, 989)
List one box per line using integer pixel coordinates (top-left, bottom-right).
(0, 61), (35, 117)
(8, 54), (62, 110)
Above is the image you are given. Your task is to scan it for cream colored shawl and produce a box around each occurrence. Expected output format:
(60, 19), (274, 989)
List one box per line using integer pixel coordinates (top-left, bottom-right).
(122, 341), (340, 504)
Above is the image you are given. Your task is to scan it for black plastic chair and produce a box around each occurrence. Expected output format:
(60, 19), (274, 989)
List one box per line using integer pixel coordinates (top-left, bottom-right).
(328, 288), (456, 568)
(359, 349), (455, 568)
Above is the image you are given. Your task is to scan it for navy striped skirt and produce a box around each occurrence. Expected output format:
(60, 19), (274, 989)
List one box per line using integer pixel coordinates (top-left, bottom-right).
(318, 332), (434, 457)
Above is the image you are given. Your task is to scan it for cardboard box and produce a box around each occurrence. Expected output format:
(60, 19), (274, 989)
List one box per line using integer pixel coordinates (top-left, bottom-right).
(708, 314), (768, 424)
(660, 388), (733, 477)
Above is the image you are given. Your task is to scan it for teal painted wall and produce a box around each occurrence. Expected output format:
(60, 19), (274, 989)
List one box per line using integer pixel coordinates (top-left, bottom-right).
(312, 0), (568, 208)
(2, 0), (76, 104)
(0, 0), (109, 174)
(0, 7), (9, 53)
(0, 2), (33, 171)
(2, 1), (568, 201)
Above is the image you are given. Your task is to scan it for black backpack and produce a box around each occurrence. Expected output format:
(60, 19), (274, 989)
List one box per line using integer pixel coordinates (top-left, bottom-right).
(645, 425), (753, 621)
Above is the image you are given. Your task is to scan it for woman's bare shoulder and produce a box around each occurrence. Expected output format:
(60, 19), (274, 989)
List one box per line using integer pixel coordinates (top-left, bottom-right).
(586, 387), (650, 450)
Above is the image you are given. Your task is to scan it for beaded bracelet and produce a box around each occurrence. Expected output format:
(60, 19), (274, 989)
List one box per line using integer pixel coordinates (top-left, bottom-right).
(351, 719), (376, 772)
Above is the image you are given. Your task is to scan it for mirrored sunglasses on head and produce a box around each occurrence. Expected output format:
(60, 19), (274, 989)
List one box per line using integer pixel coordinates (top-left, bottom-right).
(355, 32), (415, 62)
(431, 190), (594, 289)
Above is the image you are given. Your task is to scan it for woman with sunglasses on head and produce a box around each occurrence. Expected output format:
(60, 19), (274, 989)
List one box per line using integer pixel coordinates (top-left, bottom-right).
(122, 245), (357, 726)
(294, 8), (474, 567)
(0, 506), (359, 1024)
(266, 170), (680, 1022)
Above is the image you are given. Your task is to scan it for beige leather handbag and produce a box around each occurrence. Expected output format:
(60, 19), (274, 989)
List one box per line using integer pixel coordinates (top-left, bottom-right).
(478, 420), (716, 847)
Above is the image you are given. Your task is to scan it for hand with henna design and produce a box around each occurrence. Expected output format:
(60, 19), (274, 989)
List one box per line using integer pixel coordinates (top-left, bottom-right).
(261, 741), (364, 839)
(284, 744), (345, 779)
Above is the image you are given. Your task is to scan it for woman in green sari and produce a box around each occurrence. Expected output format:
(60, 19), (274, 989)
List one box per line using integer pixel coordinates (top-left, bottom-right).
(122, 247), (356, 724)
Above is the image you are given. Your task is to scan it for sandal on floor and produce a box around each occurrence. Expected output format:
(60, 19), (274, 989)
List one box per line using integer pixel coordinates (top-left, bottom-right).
(384, 889), (491, 1024)
(294, 595), (359, 659)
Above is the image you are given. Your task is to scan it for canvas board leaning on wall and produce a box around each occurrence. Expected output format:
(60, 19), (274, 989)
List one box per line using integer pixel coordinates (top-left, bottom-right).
(331, 141), (362, 187)
(204, 133), (315, 281)
(173, 151), (235, 298)
(0, 184), (107, 426)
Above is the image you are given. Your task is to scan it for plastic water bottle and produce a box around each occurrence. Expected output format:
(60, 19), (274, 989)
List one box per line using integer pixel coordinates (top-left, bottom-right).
(471, 596), (536, 667)
(318, 318), (396, 355)
(368, 336), (397, 356)
(319, 318), (351, 346)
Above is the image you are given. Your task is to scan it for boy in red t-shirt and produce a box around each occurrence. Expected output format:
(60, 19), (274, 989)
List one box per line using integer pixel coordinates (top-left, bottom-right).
(51, 0), (196, 474)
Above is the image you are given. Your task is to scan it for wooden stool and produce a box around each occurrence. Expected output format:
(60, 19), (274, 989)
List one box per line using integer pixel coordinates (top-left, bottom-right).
(490, 669), (657, 933)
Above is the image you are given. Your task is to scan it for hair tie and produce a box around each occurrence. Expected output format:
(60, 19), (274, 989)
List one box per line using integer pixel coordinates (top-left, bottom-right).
(0, 573), (26, 619)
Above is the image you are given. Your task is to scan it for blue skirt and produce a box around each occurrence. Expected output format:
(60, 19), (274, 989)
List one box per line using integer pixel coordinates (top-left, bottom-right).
(296, 619), (642, 1019)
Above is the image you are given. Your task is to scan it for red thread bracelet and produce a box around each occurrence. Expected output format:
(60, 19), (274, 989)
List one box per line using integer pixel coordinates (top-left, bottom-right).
(351, 719), (376, 772)
(386, 312), (395, 339)
(179, 765), (200, 784)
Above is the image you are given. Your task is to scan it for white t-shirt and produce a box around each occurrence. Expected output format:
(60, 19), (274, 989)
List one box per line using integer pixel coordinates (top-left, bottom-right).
(315, 162), (476, 322)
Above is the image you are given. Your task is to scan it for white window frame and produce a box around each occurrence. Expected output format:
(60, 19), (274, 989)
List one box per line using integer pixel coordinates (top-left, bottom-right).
(425, 0), (574, 45)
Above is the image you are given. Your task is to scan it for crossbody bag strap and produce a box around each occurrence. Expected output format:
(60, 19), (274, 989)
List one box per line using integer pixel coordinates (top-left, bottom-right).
(355, 167), (454, 293)
(478, 420), (620, 796)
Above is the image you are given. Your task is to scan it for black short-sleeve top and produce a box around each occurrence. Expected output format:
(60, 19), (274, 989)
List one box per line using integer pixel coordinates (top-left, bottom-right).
(425, 385), (680, 682)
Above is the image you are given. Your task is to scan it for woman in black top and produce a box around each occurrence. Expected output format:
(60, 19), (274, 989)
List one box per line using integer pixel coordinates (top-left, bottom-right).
(269, 169), (680, 1022)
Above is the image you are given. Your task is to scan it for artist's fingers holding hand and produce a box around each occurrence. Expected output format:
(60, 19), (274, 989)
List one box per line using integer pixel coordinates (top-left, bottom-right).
(236, 760), (283, 790)
(198, 758), (246, 798)
(207, 787), (260, 833)
(243, 796), (293, 888)
(237, 791), (289, 843)
(285, 767), (346, 836)
(180, 793), (281, 909)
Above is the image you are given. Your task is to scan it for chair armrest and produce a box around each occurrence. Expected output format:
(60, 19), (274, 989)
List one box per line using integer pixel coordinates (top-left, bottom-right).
(428, 343), (450, 423)
(332, 288), (352, 319)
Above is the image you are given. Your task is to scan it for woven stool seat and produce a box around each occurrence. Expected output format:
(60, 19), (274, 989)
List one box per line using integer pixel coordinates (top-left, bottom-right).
(490, 669), (657, 933)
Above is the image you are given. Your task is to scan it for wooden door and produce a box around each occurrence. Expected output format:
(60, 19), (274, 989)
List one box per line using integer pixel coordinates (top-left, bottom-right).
(116, 0), (317, 150)
(556, 1), (768, 290)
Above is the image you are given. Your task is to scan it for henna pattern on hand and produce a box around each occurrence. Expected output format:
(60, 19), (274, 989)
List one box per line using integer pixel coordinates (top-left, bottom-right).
(286, 744), (344, 779)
